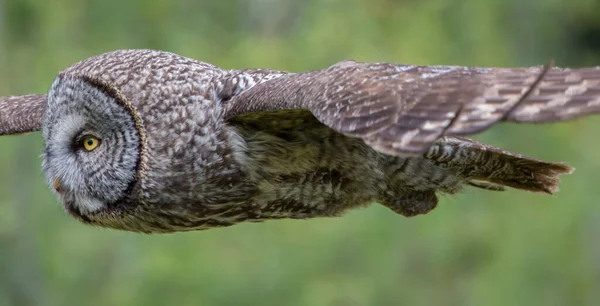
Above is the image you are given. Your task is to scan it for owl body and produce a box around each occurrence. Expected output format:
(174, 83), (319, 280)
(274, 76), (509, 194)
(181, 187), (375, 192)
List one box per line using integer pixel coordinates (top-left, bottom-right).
(2, 49), (599, 233)
(40, 50), (460, 232)
(42, 50), (421, 231)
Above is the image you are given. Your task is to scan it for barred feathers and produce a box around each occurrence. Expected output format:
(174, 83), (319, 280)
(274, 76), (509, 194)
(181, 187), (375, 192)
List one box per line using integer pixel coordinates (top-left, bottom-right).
(426, 136), (574, 194)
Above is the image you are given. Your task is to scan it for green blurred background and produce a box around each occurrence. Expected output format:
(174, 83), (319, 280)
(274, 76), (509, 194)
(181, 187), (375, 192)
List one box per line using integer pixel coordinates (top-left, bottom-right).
(1, 0), (600, 305)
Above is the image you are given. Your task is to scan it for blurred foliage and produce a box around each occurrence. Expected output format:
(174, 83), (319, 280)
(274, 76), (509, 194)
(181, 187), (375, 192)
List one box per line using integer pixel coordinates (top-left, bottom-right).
(1, 0), (600, 305)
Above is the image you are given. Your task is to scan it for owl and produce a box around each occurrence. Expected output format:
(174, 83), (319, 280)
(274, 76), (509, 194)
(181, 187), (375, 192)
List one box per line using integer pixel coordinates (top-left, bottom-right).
(0, 49), (599, 233)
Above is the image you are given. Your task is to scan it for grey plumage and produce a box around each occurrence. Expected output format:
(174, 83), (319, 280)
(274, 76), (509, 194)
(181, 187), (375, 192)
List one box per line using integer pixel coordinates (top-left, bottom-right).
(0, 94), (46, 134)
(0, 49), (598, 233)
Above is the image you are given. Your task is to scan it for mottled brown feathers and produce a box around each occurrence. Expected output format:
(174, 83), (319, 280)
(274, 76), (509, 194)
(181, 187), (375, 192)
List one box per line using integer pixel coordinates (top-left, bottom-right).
(426, 136), (574, 194)
(0, 94), (47, 135)
(225, 63), (600, 156)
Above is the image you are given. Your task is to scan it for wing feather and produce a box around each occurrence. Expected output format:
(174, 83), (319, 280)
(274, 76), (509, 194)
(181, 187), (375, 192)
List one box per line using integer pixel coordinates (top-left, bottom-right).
(0, 94), (47, 135)
(224, 61), (600, 156)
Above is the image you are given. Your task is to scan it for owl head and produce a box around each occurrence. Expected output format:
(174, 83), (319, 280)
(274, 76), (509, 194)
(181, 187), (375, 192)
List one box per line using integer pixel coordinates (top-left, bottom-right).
(0, 71), (153, 231)
(41, 74), (145, 225)
(0, 50), (247, 233)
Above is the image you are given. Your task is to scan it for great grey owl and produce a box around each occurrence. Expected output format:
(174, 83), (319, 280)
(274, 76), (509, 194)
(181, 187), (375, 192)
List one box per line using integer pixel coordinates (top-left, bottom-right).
(1, 49), (599, 233)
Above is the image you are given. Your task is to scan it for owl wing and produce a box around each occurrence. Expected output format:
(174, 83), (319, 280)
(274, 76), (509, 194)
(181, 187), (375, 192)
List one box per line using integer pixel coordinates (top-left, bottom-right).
(0, 94), (47, 135)
(224, 61), (600, 156)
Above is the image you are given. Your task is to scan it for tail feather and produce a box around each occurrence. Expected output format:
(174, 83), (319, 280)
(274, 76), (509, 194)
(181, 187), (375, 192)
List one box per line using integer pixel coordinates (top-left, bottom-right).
(426, 136), (574, 194)
(467, 181), (506, 191)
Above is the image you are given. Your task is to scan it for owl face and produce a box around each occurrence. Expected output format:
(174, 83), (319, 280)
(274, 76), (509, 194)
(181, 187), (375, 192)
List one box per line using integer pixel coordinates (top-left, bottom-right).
(41, 74), (142, 221)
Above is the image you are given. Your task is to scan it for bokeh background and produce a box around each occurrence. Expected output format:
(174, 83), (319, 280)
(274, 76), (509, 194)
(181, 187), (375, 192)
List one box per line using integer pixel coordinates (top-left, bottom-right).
(1, 0), (600, 305)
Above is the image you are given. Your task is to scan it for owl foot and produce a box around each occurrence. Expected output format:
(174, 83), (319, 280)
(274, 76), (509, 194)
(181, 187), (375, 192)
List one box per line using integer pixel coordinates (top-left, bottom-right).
(381, 190), (439, 217)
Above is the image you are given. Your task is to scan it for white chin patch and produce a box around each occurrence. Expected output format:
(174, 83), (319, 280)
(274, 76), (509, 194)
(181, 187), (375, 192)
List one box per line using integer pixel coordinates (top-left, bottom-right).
(73, 194), (105, 214)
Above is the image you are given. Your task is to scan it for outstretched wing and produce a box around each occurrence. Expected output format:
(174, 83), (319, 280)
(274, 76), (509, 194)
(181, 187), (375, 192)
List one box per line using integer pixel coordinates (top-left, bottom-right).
(0, 94), (47, 135)
(224, 61), (600, 156)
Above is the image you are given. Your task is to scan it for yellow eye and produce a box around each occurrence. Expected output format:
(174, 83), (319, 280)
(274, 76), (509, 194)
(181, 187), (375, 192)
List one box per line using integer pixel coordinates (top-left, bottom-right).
(81, 135), (101, 151)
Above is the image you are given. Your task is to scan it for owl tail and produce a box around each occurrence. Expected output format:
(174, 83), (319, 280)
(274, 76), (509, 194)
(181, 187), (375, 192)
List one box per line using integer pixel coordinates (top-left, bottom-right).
(427, 136), (574, 194)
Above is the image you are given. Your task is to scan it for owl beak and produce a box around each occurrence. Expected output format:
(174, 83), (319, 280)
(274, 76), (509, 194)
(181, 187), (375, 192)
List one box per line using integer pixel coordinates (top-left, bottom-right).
(53, 178), (63, 195)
